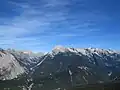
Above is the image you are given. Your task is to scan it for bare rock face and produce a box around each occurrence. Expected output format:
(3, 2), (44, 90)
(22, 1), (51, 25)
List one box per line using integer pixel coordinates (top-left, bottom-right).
(0, 49), (43, 80)
(0, 49), (25, 80)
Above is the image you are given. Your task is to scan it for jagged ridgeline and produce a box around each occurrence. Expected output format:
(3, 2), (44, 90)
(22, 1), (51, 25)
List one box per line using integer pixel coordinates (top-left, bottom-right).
(0, 46), (120, 90)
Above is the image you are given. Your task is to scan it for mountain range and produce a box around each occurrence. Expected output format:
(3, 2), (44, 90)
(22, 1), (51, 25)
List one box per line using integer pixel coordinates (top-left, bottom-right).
(0, 46), (120, 90)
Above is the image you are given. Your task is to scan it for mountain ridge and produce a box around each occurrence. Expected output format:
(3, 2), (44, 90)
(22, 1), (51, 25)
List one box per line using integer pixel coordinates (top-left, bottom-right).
(0, 46), (120, 90)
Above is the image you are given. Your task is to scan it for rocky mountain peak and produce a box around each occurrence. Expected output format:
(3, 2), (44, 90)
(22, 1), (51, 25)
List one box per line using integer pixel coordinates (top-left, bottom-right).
(0, 47), (120, 90)
(52, 45), (68, 54)
(51, 46), (120, 57)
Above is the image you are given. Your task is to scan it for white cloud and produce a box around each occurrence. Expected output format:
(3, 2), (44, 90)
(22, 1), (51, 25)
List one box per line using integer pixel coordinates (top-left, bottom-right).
(43, 0), (70, 7)
(0, 0), (70, 38)
(0, 0), (106, 51)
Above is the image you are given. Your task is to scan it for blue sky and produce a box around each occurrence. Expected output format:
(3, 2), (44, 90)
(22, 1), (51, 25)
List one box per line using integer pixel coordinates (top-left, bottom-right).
(0, 0), (120, 52)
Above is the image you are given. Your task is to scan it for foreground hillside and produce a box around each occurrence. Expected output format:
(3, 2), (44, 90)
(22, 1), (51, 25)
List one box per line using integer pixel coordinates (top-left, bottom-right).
(0, 77), (120, 90)
(0, 46), (120, 90)
(70, 80), (120, 90)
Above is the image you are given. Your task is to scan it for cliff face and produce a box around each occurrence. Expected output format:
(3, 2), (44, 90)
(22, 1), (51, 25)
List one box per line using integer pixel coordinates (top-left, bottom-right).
(0, 49), (24, 80)
(0, 49), (43, 80)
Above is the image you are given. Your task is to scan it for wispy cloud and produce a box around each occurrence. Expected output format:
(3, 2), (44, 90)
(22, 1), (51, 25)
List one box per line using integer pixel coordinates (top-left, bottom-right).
(0, 0), (110, 51)
(0, 0), (69, 37)
(0, 0), (70, 51)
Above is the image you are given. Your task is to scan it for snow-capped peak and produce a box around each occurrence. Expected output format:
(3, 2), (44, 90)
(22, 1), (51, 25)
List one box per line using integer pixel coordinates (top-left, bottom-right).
(53, 45), (66, 50)
(52, 45), (68, 53)
(51, 46), (120, 58)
